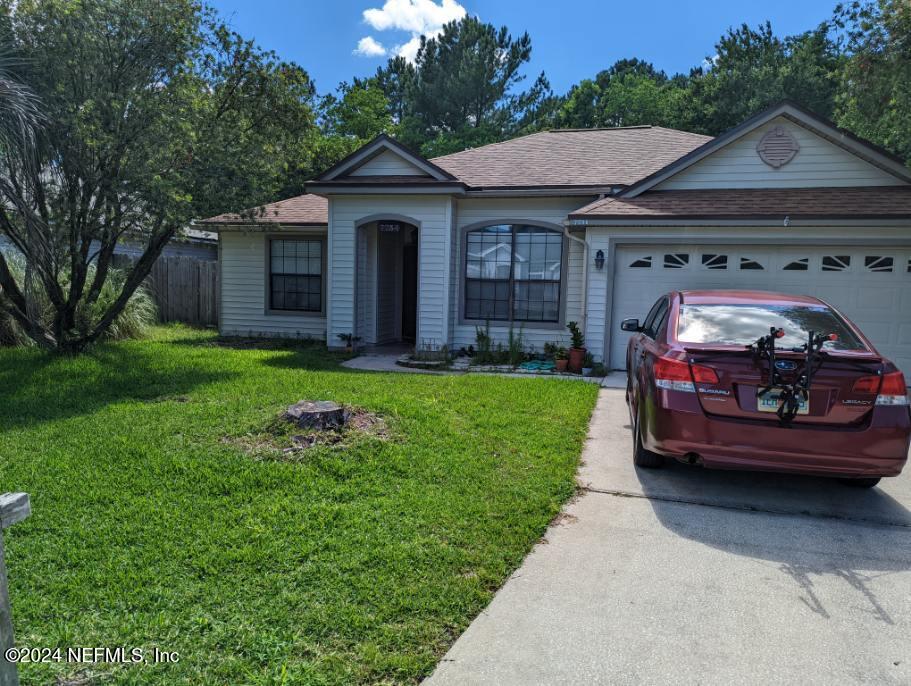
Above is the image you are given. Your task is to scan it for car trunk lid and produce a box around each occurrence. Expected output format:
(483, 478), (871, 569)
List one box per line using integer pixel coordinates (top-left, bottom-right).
(684, 347), (884, 425)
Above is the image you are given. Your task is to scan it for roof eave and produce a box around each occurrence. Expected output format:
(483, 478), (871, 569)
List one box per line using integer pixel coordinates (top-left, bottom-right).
(202, 221), (328, 231)
(568, 214), (911, 226)
(305, 181), (467, 195)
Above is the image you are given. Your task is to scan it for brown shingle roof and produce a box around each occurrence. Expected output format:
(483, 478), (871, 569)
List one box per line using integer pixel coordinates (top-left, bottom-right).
(200, 193), (328, 225)
(571, 186), (911, 220)
(430, 127), (712, 189)
(202, 126), (714, 224)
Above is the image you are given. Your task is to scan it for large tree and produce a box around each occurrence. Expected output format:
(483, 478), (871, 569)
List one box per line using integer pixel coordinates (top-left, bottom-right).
(0, 0), (319, 352)
(371, 16), (550, 155)
(685, 21), (843, 134)
(555, 59), (687, 130)
(834, 0), (911, 164)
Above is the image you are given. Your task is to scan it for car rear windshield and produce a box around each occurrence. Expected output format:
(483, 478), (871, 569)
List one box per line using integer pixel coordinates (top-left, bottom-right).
(676, 303), (867, 351)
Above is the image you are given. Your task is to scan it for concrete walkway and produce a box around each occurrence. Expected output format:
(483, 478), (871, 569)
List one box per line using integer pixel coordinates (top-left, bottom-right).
(341, 352), (445, 374)
(427, 388), (911, 685)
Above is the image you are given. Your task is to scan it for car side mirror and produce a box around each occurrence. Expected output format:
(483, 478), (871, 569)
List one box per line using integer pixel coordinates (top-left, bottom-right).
(620, 318), (641, 332)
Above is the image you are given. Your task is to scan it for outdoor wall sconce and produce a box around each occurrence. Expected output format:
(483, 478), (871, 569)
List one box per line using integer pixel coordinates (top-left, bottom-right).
(594, 249), (605, 270)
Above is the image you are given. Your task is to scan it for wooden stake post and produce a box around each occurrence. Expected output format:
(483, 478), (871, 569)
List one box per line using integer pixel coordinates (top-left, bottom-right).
(0, 494), (30, 686)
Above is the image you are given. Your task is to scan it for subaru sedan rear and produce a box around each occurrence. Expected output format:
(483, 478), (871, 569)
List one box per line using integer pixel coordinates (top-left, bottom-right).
(622, 290), (911, 487)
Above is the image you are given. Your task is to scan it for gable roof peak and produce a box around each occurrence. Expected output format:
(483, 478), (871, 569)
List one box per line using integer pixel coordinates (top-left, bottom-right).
(315, 133), (458, 183)
(619, 99), (911, 197)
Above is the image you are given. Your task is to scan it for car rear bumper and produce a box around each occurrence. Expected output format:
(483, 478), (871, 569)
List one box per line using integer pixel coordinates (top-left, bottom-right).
(643, 402), (911, 478)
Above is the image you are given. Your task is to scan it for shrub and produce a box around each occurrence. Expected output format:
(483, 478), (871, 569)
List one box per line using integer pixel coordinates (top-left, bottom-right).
(506, 324), (525, 367)
(567, 321), (585, 349)
(0, 255), (157, 347)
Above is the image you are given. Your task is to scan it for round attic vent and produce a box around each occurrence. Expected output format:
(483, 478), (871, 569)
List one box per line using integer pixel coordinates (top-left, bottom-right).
(756, 126), (800, 168)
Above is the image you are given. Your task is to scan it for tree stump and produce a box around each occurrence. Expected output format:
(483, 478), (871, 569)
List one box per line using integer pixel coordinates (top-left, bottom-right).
(284, 401), (348, 431)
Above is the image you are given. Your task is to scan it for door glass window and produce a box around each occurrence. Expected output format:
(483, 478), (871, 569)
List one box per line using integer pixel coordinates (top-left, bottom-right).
(643, 298), (669, 339)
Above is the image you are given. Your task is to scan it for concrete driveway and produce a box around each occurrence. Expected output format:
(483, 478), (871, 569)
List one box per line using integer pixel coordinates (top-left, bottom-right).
(427, 388), (911, 685)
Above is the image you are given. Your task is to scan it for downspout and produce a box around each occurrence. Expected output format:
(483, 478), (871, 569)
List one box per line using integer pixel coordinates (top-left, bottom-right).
(563, 224), (588, 334)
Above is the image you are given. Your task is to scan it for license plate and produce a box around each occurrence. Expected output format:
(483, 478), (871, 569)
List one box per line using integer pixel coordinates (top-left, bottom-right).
(757, 390), (809, 415)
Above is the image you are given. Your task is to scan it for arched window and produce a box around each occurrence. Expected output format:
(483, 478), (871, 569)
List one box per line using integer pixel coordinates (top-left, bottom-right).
(465, 224), (563, 322)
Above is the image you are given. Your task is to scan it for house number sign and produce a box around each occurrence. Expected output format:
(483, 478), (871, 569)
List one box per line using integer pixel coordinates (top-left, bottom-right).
(378, 222), (400, 233)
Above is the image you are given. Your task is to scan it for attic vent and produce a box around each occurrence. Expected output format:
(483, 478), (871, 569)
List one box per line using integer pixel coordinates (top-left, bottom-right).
(756, 126), (799, 168)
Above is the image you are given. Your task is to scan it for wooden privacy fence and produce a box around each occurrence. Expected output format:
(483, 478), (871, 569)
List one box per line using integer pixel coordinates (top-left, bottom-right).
(1, 493), (30, 686)
(113, 255), (219, 327)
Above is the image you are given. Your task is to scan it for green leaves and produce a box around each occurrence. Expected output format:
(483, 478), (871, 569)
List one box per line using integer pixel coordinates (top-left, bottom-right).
(835, 0), (911, 165)
(367, 16), (548, 155)
(0, 0), (321, 350)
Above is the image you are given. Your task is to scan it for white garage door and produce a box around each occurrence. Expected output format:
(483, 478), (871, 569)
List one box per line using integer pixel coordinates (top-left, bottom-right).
(609, 245), (911, 375)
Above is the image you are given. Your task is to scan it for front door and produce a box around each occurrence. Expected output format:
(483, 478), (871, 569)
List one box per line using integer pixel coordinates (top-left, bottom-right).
(402, 243), (418, 342)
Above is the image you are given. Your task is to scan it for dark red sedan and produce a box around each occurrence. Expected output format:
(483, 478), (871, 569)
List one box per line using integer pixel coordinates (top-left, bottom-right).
(623, 290), (911, 487)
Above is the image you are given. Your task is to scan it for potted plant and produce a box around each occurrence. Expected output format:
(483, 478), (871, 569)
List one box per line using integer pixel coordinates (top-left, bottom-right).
(566, 321), (586, 373)
(337, 332), (361, 353)
(554, 347), (569, 372)
(582, 352), (594, 377)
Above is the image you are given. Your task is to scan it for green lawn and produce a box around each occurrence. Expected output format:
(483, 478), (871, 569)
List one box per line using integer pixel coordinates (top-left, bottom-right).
(0, 326), (598, 685)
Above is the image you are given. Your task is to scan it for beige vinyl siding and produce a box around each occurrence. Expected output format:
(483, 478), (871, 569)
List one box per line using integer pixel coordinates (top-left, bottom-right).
(581, 228), (615, 364)
(348, 149), (428, 176)
(450, 196), (595, 353)
(219, 230), (327, 338)
(328, 195), (453, 347)
(656, 116), (905, 190)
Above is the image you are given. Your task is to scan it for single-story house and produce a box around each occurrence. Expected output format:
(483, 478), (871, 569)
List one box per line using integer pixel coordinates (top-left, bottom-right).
(201, 101), (911, 374)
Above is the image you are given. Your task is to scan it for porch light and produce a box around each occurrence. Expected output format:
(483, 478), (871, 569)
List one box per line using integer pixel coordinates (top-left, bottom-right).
(594, 249), (605, 270)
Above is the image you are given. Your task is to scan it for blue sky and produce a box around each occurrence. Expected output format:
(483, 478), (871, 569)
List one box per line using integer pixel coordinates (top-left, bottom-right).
(208, 0), (838, 96)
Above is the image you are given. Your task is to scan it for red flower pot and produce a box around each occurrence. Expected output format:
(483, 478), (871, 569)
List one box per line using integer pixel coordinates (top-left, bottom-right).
(568, 347), (586, 373)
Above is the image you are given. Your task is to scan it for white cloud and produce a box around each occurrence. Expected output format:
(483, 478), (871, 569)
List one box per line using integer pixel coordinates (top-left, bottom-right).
(354, 36), (387, 57)
(355, 0), (467, 61)
(392, 35), (423, 62)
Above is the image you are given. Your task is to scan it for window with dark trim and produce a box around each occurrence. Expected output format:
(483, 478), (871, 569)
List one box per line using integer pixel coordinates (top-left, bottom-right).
(465, 224), (562, 322)
(270, 238), (322, 312)
(642, 297), (668, 338)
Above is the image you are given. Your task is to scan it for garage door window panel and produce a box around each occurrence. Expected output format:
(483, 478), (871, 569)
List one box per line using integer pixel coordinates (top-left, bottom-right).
(664, 253), (689, 269)
(701, 254), (728, 270)
(822, 255), (851, 272)
(739, 257), (765, 270)
(864, 256), (894, 273)
(783, 258), (809, 271)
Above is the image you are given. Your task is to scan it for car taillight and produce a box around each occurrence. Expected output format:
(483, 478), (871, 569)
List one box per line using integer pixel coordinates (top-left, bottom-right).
(877, 371), (909, 406)
(853, 371), (909, 405)
(852, 375), (880, 394)
(654, 357), (718, 392)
